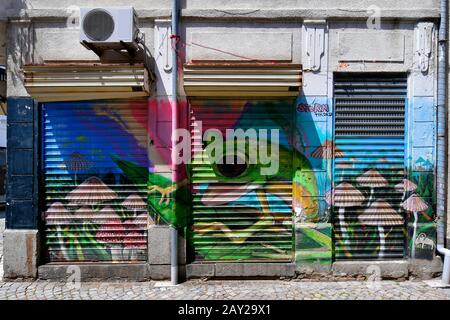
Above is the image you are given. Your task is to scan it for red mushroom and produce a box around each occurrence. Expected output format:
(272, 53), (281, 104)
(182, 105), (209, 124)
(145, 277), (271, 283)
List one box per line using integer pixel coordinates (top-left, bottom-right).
(95, 210), (125, 261)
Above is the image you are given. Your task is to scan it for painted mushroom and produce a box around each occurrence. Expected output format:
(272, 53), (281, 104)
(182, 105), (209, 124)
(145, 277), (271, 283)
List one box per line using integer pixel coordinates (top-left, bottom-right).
(120, 211), (152, 260)
(123, 212), (151, 230)
(122, 212), (149, 261)
(122, 229), (147, 261)
(65, 152), (92, 184)
(121, 193), (147, 217)
(395, 179), (417, 202)
(334, 182), (365, 245)
(401, 194), (429, 259)
(359, 199), (404, 258)
(311, 139), (345, 158)
(44, 202), (71, 261)
(66, 176), (118, 206)
(356, 169), (388, 206)
(73, 206), (95, 220)
(74, 206), (96, 234)
(95, 210), (125, 261)
(311, 140), (345, 180)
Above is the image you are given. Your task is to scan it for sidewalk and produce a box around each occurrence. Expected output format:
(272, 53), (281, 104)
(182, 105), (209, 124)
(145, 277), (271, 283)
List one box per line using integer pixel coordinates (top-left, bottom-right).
(0, 213), (449, 300)
(0, 279), (449, 300)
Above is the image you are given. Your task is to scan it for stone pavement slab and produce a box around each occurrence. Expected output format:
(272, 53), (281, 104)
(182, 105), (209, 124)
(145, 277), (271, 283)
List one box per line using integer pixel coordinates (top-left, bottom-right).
(0, 279), (449, 300)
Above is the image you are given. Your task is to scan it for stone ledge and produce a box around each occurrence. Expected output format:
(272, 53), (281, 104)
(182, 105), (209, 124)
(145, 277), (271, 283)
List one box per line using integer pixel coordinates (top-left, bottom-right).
(332, 260), (410, 279)
(38, 263), (150, 282)
(34, 260), (443, 281)
(409, 256), (443, 280)
(149, 264), (186, 281)
(187, 263), (296, 279)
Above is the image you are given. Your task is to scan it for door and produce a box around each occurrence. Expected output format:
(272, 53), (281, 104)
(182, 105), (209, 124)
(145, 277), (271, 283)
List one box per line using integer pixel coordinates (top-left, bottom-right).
(42, 99), (149, 262)
(333, 74), (407, 260)
(189, 99), (294, 262)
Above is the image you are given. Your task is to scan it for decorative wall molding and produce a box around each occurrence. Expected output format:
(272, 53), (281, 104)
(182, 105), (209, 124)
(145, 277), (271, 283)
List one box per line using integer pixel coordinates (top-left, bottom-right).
(416, 22), (434, 73)
(154, 19), (173, 96)
(304, 21), (326, 72)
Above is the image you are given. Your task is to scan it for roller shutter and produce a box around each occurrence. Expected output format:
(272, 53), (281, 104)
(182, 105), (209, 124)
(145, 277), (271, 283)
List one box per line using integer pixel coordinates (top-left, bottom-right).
(42, 99), (149, 262)
(189, 100), (294, 262)
(183, 63), (302, 98)
(24, 63), (153, 102)
(333, 74), (407, 260)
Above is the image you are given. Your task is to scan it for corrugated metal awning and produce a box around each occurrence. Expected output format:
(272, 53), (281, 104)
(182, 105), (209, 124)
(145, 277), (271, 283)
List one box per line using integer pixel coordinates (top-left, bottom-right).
(183, 63), (302, 98)
(23, 62), (153, 102)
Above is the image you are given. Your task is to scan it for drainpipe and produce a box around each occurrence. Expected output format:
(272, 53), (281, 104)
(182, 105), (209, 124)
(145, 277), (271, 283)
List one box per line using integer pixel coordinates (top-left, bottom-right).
(170, 0), (179, 286)
(437, 0), (450, 285)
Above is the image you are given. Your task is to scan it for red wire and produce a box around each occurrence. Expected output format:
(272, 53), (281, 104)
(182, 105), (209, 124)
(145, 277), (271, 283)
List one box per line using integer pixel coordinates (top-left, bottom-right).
(169, 34), (278, 65)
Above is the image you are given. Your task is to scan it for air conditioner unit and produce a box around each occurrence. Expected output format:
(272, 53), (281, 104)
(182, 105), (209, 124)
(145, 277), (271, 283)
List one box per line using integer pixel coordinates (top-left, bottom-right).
(80, 7), (139, 50)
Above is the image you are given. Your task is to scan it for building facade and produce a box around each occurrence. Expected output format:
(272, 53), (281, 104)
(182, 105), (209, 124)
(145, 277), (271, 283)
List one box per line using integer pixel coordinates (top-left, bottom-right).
(1, 0), (446, 280)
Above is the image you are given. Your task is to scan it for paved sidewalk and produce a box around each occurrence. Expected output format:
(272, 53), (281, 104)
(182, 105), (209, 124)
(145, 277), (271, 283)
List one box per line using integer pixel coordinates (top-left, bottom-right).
(0, 279), (449, 300)
(1, 213), (450, 300)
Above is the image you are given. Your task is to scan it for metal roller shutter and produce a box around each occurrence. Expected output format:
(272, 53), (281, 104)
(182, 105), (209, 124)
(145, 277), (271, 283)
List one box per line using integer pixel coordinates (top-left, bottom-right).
(333, 74), (407, 260)
(183, 63), (302, 98)
(43, 99), (149, 262)
(24, 63), (153, 102)
(189, 100), (294, 262)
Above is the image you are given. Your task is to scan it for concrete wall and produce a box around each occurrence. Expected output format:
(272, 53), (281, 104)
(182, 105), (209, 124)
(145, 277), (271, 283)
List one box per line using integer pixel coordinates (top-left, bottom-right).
(329, 21), (415, 73)
(183, 21), (302, 63)
(3, 1), (441, 98)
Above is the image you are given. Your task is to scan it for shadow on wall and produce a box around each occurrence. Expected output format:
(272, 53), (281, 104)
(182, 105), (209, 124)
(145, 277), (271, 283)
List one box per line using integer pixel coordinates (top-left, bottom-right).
(1, 0), (29, 15)
(4, 0), (36, 93)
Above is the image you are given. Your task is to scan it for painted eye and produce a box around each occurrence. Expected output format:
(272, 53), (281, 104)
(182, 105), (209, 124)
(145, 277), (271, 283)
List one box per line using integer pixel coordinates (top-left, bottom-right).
(216, 155), (248, 178)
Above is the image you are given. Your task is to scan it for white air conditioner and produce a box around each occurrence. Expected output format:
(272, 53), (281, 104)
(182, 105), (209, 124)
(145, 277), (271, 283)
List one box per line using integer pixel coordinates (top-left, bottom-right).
(80, 7), (138, 50)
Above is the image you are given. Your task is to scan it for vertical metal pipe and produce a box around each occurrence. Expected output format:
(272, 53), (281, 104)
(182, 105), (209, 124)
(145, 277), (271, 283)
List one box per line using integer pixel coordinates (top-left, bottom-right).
(437, 0), (450, 285)
(437, 0), (447, 250)
(170, 0), (179, 286)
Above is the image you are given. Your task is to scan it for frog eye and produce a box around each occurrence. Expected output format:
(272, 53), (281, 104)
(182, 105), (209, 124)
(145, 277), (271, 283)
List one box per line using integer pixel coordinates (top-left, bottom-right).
(216, 154), (248, 178)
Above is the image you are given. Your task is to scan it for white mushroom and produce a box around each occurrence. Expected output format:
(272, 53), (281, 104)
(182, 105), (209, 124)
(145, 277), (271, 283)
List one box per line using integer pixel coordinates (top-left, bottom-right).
(359, 199), (404, 258)
(401, 194), (429, 259)
(334, 182), (365, 246)
(357, 169), (388, 206)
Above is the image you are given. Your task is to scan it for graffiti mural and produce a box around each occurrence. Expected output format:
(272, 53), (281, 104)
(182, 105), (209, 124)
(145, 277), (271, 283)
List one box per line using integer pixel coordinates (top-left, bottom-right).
(188, 99), (316, 261)
(42, 91), (437, 264)
(43, 100), (151, 262)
